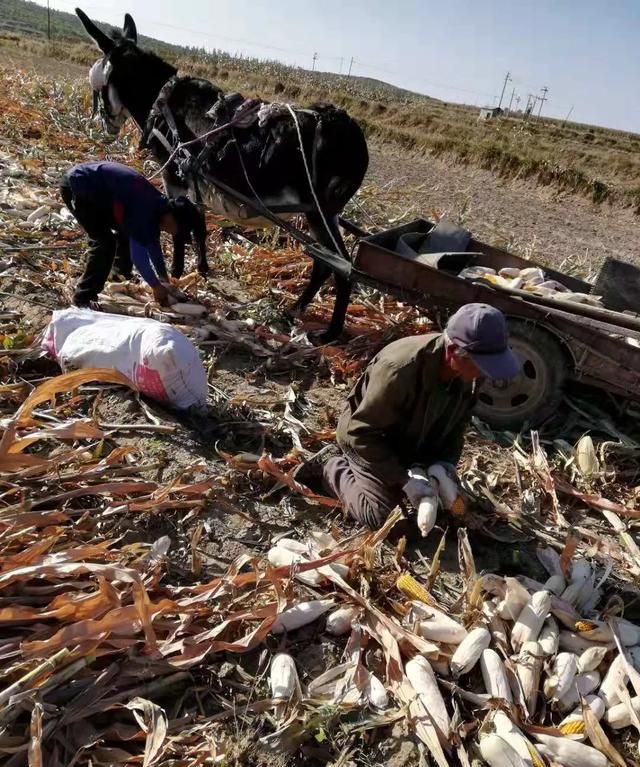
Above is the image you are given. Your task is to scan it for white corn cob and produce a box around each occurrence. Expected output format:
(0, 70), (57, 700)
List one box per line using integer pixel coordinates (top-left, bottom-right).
(170, 302), (208, 316)
(511, 590), (551, 650)
(405, 656), (450, 737)
(417, 495), (438, 538)
(271, 599), (335, 634)
(496, 578), (531, 621)
(575, 580), (601, 615)
(270, 652), (298, 700)
(450, 626), (491, 678)
(267, 546), (324, 586)
(414, 605), (467, 644)
(561, 582), (584, 607)
(577, 646), (607, 673)
(575, 436), (600, 478)
(570, 557), (592, 585)
(598, 654), (628, 708)
(544, 574), (566, 596)
(275, 538), (308, 554)
(325, 606), (359, 636)
(630, 645), (640, 671)
(605, 695), (640, 729)
(559, 631), (607, 655)
(558, 670), (601, 711)
(559, 695), (605, 739)
(478, 734), (530, 767)
(516, 641), (543, 718)
(538, 617), (560, 656)
(365, 672), (388, 710)
(535, 733), (607, 767)
(492, 711), (544, 764)
(481, 649), (512, 702)
(547, 652), (578, 702)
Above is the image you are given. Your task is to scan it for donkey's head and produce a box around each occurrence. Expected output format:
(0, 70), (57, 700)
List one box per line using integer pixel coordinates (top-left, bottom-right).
(76, 8), (177, 134)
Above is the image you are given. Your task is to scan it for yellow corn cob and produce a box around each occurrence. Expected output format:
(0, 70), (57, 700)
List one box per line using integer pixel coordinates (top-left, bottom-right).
(396, 574), (436, 607)
(525, 743), (546, 767)
(558, 720), (585, 736)
(574, 619), (598, 632)
(450, 495), (465, 515)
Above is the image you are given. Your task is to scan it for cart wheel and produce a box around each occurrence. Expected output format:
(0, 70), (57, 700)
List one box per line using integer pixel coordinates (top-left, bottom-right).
(475, 320), (568, 429)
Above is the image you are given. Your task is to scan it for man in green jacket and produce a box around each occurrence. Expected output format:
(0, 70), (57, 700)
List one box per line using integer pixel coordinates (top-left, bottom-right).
(322, 303), (521, 528)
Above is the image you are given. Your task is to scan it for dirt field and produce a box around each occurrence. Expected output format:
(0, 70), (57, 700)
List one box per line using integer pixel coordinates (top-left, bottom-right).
(2, 48), (640, 767)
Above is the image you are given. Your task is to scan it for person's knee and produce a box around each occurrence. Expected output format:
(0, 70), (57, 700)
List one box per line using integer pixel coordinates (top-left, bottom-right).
(347, 493), (388, 530)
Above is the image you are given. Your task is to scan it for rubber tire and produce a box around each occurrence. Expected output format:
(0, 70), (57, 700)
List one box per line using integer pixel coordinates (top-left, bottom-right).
(474, 319), (569, 430)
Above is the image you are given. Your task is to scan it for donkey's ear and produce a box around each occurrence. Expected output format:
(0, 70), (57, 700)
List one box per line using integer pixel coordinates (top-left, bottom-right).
(123, 13), (137, 43)
(76, 8), (114, 54)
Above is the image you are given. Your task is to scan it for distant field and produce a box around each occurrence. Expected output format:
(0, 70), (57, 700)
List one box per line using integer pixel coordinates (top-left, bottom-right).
(1, 0), (639, 212)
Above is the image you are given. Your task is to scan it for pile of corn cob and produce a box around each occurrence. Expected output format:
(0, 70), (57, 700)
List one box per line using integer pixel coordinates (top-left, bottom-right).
(265, 529), (639, 766)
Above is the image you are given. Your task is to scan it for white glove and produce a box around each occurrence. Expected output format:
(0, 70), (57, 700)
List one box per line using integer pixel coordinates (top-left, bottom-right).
(403, 468), (436, 510)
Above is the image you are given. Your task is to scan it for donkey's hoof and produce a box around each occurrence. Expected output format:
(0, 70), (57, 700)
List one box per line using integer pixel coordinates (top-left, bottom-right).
(197, 265), (209, 277)
(311, 329), (340, 346)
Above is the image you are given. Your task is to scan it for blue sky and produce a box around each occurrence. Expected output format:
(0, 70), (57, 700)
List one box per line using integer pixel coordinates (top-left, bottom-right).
(43, 0), (638, 132)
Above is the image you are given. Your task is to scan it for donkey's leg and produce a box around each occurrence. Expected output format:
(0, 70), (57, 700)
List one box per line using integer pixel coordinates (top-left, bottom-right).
(303, 212), (352, 343)
(287, 259), (332, 319)
(162, 168), (191, 279)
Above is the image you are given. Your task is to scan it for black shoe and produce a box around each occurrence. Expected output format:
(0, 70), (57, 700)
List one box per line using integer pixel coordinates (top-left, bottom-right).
(292, 461), (328, 495)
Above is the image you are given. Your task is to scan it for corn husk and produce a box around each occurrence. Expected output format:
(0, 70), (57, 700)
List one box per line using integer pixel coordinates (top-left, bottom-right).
(405, 655), (450, 738)
(325, 606), (359, 636)
(557, 670), (601, 711)
(575, 437), (600, 478)
(511, 590), (551, 650)
(267, 545), (324, 587)
(427, 464), (464, 514)
(450, 626), (491, 678)
(576, 619), (640, 647)
(539, 617), (560, 656)
(492, 711), (543, 764)
(535, 733), (607, 767)
(629, 645), (640, 672)
(537, 547), (563, 577)
(546, 652), (578, 702)
(481, 649), (512, 702)
(544, 574), (567, 596)
(561, 582), (584, 607)
(605, 695), (640, 729)
(271, 599), (335, 634)
(516, 641), (543, 718)
(478, 733), (530, 767)
(599, 654), (628, 708)
(569, 557), (591, 586)
(559, 631), (608, 655)
(577, 646), (607, 673)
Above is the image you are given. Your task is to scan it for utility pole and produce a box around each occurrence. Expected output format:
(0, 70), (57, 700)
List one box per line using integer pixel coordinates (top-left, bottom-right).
(339, 56), (344, 75)
(562, 105), (574, 127)
(312, 52), (318, 71)
(508, 87), (516, 112)
(497, 71), (511, 109)
(347, 56), (355, 77)
(47, 0), (51, 40)
(537, 85), (549, 118)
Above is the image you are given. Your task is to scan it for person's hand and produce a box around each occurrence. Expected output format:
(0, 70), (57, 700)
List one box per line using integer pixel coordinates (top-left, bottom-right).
(403, 470), (436, 510)
(152, 283), (171, 306)
(433, 461), (460, 483)
(167, 284), (189, 303)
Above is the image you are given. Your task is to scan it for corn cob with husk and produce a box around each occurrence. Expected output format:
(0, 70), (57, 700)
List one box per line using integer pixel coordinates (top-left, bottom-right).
(271, 599), (335, 634)
(365, 672), (388, 710)
(481, 649), (512, 702)
(598, 654), (628, 708)
(411, 602), (467, 644)
(575, 618), (640, 646)
(450, 626), (491, 678)
(535, 733), (607, 767)
(577, 645), (607, 673)
(557, 670), (601, 711)
(396, 573), (437, 606)
(496, 578), (531, 621)
(427, 463), (465, 515)
(516, 641), (543, 718)
(558, 695), (605, 739)
(267, 545), (324, 586)
(544, 574), (567, 596)
(491, 711), (545, 766)
(325, 605), (359, 636)
(575, 435), (600, 478)
(270, 653), (300, 720)
(545, 652), (578, 702)
(537, 546), (563, 577)
(538, 617), (560, 656)
(405, 655), (450, 738)
(558, 630), (608, 655)
(478, 733), (531, 767)
(605, 695), (640, 729)
(511, 590), (551, 650)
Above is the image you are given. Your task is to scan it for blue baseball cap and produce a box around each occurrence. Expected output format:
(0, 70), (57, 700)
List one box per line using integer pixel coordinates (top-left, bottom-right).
(445, 303), (521, 380)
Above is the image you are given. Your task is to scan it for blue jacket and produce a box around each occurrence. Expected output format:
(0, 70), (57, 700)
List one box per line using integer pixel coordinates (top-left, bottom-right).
(67, 162), (169, 287)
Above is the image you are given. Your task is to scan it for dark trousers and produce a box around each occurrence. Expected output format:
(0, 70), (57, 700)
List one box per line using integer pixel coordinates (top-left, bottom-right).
(60, 176), (132, 306)
(323, 453), (403, 529)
